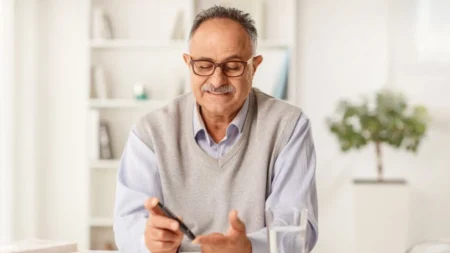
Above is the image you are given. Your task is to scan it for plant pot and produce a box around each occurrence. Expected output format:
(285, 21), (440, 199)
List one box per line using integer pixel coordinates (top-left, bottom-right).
(353, 179), (410, 253)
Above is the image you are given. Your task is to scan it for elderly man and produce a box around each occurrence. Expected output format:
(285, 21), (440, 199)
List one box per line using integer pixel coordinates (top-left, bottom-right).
(114, 5), (318, 253)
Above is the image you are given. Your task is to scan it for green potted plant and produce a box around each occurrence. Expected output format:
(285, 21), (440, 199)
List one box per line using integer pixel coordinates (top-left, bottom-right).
(326, 89), (429, 253)
(326, 89), (428, 182)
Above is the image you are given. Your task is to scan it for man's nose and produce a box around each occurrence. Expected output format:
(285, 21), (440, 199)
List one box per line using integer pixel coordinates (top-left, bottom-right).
(209, 66), (227, 88)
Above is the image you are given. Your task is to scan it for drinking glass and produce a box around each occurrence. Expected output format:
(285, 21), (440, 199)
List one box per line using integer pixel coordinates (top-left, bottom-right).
(266, 207), (309, 253)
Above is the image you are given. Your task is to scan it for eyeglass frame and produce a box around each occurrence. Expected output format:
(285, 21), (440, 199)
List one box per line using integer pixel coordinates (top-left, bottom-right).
(188, 56), (255, 77)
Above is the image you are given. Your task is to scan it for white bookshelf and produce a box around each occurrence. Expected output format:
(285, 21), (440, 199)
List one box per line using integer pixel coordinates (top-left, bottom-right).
(90, 159), (120, 170)
(90, 217), (114, 227)
(89, 99), (169, 109)
(90, 39), (290, 50)
(258, 40), (292, 49)
(86, 0), (196, 250)
(90, 39), (187, 49)
(85, 0), (298, 250)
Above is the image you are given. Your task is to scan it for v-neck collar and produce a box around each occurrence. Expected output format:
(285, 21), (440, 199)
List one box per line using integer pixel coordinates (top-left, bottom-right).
(187, 91), (255, 168)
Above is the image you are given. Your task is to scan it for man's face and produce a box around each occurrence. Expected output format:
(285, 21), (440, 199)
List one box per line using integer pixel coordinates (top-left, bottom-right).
(184, 18), (263, 116)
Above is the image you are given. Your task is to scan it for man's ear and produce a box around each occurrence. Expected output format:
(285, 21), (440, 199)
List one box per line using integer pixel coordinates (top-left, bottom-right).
(251, 55), (263, 76)
(182, 53), (190, 66)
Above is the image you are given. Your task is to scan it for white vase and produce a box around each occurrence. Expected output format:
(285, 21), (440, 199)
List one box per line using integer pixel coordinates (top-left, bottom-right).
(354, 180), (410, 253)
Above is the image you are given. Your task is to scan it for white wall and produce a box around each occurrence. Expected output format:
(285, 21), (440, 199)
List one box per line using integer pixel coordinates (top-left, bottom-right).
(35, 0), (90, 248)
(13, 0), (40, 240)
(10, 0), (89, 246)
(296, 0), (450, 252)
(0, 0), (15, 244)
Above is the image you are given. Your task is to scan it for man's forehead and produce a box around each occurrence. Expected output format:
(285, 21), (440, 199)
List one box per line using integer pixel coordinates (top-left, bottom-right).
(189, 18), (252, 60)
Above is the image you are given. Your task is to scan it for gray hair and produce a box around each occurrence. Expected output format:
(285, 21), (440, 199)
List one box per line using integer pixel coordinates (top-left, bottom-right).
(188, 5), (258, 55)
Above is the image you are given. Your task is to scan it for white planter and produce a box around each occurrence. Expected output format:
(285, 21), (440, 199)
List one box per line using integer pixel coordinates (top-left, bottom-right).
(354, 180), (410, 253)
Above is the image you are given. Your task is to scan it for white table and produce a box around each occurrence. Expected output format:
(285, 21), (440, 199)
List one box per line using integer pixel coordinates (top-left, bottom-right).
(80, 251), (199, 253)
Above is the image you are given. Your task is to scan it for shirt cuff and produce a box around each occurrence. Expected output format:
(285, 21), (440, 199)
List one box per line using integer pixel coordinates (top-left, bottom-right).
(141, 234), (150, 253)
(306, 222), (318, 252)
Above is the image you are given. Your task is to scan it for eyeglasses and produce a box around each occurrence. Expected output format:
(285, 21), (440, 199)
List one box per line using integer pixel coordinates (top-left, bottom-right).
(189, 57), (253, 77)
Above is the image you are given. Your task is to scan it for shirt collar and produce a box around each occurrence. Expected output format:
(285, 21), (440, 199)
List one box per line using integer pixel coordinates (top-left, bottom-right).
(193, 96), (250, 140)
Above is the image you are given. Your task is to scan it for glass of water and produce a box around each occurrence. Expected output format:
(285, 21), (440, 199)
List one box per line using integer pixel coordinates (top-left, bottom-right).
(265, 207), (309, 253)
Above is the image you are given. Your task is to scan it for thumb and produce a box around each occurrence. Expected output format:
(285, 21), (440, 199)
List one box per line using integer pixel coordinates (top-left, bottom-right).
(144, 197), (164, 216)
(228, 210), (246, 234)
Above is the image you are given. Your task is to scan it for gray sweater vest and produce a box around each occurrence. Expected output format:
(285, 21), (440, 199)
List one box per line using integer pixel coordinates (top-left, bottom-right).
(136, 88), (302, 251)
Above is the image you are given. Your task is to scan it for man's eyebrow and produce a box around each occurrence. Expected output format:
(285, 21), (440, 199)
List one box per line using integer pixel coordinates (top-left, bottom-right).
(192, 54), (243, 62)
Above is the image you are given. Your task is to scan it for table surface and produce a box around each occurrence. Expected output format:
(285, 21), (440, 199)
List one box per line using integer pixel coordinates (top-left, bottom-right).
(80, 251), (199, 253)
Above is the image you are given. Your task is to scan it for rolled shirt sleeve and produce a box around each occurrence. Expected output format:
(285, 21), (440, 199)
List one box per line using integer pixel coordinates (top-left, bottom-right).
(248, 113), (318, 253)
(114, 126), (163, 253)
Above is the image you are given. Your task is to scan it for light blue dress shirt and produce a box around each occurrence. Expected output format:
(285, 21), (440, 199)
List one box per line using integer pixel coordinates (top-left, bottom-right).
(114, 97), (318, 253)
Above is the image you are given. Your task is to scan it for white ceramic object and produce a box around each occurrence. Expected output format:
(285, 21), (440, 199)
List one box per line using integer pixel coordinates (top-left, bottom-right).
(354, 181), (410, 253)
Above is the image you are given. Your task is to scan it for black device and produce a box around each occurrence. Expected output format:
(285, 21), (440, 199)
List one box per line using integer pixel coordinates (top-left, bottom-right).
(157, 202), (197, 241)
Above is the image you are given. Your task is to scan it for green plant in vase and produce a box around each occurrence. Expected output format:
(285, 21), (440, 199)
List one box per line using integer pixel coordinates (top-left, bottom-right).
(326, 89), (429, 182)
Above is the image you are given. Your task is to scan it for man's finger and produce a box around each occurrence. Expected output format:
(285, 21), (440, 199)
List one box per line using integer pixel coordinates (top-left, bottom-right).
(192, 233), (226, 245)
(228, 210), (246, 233)
(144, 197), (165, 216)
(151, 240), (178, 251)
(148, 227), (179, 242)
(149, 215), (180, 231)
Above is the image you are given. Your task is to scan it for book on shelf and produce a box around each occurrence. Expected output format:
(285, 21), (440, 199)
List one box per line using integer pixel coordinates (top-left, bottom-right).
(91, 8), (114, 40)
(90, 110), (100, 160)
(170, 9), (185, 41)
(252, 48), (289, 99)
(99, 121), (113, 160)
(272, 49), (290, 100)
(91, 65), (109, 99)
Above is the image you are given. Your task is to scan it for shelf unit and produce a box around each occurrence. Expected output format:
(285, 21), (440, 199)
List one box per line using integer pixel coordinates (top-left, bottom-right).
(84, 0), (298, 250)
(89, 99), (170, 109)
(90, 39), (187, 49)
(86, 0), (195, 250)
(90, 217), (114, 227)
(90, 39), (290, 50)
(90, 159), (120, 170)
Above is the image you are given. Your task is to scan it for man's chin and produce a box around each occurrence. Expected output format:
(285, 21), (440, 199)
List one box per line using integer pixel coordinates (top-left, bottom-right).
(201, 102), (233, 116)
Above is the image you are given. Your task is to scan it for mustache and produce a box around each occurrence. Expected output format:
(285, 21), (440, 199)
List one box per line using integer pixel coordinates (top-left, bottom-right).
(201, 84), (235, 94)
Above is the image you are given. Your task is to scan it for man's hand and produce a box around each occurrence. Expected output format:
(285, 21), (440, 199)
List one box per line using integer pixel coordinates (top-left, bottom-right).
(192, 210), (252, 253)
(144, 197), (184, 253)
